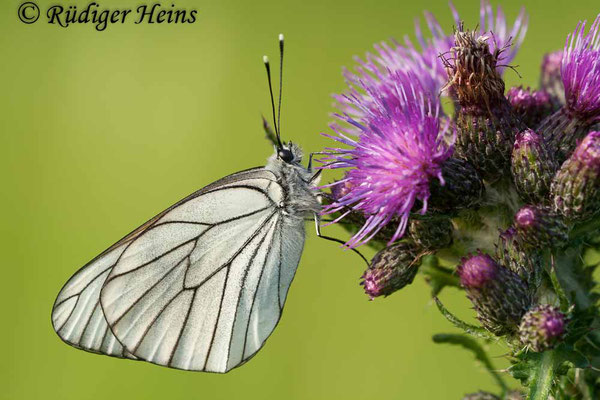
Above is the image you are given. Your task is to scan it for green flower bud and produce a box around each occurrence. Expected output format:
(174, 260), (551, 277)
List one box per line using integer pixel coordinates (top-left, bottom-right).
(458, 252), (532, 336)
(511, 129), (559, 203)
(514, 205), (568, 248)
(496, 228), (543, 291)
(551, 131), (600, 220)
(519, 304), (567, 352)
(360, 241), (420, 299)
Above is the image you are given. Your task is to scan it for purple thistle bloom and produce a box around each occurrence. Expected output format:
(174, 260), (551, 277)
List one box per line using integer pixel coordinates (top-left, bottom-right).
(334, 1), (528, 124)
(562, 15), (600, 120)
(320, 72), (453, 248)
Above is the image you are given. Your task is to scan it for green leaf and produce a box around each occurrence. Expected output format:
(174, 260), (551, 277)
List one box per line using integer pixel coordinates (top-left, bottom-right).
(549, 261), (570, 312)
(510, 351), (560, 400)
(509, 344), (593, 400)
(433, 296), (496, 340)
(433, 333), (508, 395)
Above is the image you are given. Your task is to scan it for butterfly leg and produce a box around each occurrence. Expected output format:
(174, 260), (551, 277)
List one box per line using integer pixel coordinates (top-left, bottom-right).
(313, 214), (369, 266)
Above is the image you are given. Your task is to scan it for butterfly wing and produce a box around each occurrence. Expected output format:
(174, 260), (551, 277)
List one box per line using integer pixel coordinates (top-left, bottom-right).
(52, 168), (306, 373)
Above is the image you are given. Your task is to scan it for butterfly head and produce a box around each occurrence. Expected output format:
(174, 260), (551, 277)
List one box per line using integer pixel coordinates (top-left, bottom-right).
(271, 141), (303, 166)
(277, 141), (302, 164)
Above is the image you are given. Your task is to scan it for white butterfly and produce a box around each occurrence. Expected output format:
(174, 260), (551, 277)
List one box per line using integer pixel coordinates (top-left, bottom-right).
(51, 35), (324, 373)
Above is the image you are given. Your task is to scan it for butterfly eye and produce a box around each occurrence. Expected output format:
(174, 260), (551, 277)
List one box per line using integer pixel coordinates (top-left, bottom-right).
(278, 148), (294, 163)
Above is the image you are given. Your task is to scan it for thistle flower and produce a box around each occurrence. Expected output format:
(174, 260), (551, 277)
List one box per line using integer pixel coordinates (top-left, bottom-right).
(539, 15), (600, 163)
(551, 131), (600, 220)
(320, 72), (453, 248)
(514, 205), (568, 248)
(496, 227), (543, 291)
(539, 50), (564, 105)
(562, 16), (600, 121)
(408, 217), (453, 250)
(444, 28), (526, 180)
(507, 86), (555, 129)
(361, 241), (421, 299)
(511, 129), (559, 203)
(519, 304), (567, 352)
(458, 252), (532, 335)
(335, 1), (527, 124)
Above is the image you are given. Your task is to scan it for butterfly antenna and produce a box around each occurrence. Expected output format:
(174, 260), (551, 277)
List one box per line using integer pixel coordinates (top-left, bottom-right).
(277, 33), (284, 141)
(263, 55), (283, 149)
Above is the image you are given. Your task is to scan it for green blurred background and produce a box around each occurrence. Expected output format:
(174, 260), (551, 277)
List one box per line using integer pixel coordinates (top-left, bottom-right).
(1, 0), (599, 399)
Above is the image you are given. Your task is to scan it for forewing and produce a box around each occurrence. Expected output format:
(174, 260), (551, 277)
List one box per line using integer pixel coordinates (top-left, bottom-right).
(52, 243), (136, 359)
(97, 170), (306, 372)
(51, 168), (278, 361)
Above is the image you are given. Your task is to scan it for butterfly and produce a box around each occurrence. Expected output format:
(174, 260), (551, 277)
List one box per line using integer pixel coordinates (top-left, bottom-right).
(51, 34), (329, 373)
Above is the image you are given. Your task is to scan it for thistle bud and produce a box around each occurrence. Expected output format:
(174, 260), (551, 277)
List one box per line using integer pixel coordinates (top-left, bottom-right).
(539, 50), (565, 105)
(458, 252), (532, 335)
(551, 131), (600, 220)
(444, 29), (525, 181)
(507, 87), (555, 129)
(462, 392), (500, 400)
(514, 205), (568, 248)
(361, 241), (420, 299)
(428, 158), (485, 212)
(408, 217), (453, 250)
(511, 129), (559, 203)
(496, 228), (542, 291)
(519, 304), (567, 352)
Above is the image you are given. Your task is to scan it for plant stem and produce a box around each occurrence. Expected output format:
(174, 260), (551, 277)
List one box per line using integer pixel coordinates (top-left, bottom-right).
(420, 255), (460, 295)
(527, 351), (558, 400)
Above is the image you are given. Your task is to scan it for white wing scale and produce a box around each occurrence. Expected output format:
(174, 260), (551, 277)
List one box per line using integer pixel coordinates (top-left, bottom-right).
(51, 168), (306, 372)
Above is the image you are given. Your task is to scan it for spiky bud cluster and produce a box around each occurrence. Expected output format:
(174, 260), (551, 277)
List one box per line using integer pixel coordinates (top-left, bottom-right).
(408, 217), (453, 250)
(360, 241), (421, 299)
(496, 228), (542, 291)
(551, 131), (600, 220)
(507, 86), (555, 129)
(458, 253), (532, 335)
(428, 158), (485, 212)
(514, 205), (568, 248)
(444, 29), (525, 181)
(519, 304), (567, 352)
(511, 129), (559, 203)
(315, 5), (600, 399)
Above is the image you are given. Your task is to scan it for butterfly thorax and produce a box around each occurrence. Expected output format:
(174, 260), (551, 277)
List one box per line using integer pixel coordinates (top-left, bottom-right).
(265, 142), (321, 218)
